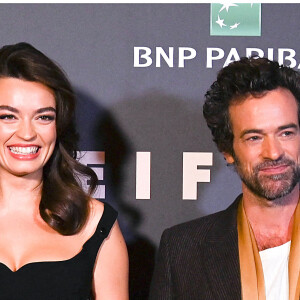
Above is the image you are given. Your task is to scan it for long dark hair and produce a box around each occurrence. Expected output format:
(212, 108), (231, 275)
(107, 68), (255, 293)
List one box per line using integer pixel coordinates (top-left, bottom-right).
(203, 56), (300, 156)
(0, 42), (98, 235)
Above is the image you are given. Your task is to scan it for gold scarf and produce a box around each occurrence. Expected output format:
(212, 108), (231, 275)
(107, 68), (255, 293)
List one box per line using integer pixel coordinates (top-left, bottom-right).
(237, 199), (300, 300)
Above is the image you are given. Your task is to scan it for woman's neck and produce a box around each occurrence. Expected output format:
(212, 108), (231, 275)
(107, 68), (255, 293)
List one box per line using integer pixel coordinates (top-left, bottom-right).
(0, 171), (43, 214)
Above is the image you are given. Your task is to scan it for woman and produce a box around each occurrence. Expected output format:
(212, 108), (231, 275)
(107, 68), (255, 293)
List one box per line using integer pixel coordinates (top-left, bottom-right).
(0, 42), (128, 299)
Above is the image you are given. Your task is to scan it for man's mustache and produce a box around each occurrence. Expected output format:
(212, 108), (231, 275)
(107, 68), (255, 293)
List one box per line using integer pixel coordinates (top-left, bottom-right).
(254, 157), (295, 172)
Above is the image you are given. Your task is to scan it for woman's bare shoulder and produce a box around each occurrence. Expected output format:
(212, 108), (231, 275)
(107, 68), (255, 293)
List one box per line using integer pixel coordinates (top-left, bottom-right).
(78, 198), (105, 240)
(91, 199), (128, 299)
(89, 198), (105, 219)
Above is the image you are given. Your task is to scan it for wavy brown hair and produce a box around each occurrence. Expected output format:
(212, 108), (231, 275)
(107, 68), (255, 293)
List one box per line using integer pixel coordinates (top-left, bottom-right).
(203, 57), (300, 156)
(0, 42), (98, 235)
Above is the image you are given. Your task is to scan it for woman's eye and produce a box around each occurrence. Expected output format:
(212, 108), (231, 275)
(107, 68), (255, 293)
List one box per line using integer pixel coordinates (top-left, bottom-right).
(0, 114), (16, 120)
(38, 115), (55, 121)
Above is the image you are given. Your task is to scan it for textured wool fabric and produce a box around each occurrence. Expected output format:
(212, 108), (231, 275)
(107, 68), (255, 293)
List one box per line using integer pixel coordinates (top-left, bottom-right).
(149, 196), (242, 300)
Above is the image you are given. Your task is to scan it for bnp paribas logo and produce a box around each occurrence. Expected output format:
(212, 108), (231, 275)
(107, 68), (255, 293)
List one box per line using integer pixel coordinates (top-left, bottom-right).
(210, 3), (261, 36)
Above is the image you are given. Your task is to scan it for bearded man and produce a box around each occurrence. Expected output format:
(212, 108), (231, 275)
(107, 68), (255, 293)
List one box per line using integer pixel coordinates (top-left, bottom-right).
(149, 57), (300, 300)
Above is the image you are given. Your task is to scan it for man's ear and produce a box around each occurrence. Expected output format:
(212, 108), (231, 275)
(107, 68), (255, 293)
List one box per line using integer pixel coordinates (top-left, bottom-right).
(223, 152), (235, 164)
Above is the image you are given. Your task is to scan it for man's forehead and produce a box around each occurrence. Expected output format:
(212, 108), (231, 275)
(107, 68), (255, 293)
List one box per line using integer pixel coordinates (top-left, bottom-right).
(230, 87), (296, 106)
(229, 88), (299, 133)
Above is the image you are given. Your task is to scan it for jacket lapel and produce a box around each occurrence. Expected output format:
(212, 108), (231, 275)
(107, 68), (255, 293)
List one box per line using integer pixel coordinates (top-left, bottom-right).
(202, 196), (242, 299)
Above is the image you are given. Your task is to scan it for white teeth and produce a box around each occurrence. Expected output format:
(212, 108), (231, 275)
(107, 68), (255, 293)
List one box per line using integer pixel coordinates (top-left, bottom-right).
(9, 146), (39, 155)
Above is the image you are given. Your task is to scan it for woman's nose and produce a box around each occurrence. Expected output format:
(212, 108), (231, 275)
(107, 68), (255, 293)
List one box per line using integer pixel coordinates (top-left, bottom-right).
(16, 120), (37, 140)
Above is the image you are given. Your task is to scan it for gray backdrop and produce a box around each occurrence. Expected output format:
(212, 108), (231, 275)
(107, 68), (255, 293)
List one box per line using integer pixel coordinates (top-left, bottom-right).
(0, 3), (298, 299)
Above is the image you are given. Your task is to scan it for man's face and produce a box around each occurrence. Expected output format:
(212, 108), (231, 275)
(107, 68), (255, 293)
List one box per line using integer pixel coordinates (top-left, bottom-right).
(224, 88), (300, 201)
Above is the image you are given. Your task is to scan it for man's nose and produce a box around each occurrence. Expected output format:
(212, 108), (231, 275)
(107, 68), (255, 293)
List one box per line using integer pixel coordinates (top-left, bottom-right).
(262, 137), (284, 160)
(16, 120), (37, 140)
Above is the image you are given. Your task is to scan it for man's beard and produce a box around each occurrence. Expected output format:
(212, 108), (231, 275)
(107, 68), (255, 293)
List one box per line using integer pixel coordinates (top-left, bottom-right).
(233, 155), (300, 201)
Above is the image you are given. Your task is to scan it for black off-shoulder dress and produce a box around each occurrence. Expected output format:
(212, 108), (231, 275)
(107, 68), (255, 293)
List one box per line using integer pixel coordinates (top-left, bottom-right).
(0, 202), (117, 300)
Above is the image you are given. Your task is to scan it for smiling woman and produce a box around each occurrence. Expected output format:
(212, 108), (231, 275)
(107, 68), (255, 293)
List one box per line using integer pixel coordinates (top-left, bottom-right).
(0, 79), (57, 177)
(0, 43), (128, 300)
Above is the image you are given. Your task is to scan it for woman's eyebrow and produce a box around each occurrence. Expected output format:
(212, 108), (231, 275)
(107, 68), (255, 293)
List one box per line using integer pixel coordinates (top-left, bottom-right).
(0, 106), (56, 114)
(35, 107), (56, 114)
(0, 105), (19, 113)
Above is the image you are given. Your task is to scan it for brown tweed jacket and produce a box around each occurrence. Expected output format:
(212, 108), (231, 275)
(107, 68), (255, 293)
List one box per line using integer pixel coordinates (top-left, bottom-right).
(149, 196), (242, 300)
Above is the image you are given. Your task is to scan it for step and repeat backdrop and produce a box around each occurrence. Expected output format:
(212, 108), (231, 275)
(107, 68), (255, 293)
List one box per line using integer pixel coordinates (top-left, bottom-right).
(0, 3), (298, 298)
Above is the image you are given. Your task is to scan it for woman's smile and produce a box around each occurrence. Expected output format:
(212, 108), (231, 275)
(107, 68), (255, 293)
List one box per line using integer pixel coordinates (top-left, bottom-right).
(8, 145), (41, 160)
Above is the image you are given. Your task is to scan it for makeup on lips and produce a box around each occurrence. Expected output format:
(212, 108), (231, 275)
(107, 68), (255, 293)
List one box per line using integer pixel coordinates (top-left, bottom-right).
(8, 144), (40, 160)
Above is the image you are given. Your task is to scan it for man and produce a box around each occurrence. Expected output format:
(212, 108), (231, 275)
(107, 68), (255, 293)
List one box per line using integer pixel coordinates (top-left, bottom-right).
(149, 57), (300, 300)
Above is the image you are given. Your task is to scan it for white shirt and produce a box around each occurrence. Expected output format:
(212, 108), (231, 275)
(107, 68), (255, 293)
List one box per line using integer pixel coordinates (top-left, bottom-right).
(259, 241), (290, 300)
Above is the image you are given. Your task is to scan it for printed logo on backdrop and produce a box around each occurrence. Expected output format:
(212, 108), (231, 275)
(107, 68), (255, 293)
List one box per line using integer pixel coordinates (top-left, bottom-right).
(134, 3), (300, 69)
(79, 151), (213, 200)
(210, 3), (261, 36)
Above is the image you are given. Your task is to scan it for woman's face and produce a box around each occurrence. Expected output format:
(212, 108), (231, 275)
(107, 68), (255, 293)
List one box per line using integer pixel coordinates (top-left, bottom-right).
(0, 77), (56, 179)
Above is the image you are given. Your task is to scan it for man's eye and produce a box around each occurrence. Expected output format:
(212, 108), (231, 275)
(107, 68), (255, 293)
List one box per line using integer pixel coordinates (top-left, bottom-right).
(0, 114), (15, 120)
(282, 131), (294, 137)
(247, 136), (260, 141)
